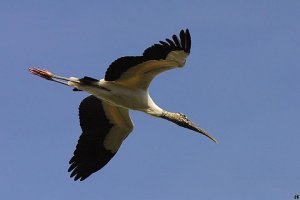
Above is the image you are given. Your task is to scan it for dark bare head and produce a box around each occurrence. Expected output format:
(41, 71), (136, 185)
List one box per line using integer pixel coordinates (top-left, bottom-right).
(161, 111), (218, 143)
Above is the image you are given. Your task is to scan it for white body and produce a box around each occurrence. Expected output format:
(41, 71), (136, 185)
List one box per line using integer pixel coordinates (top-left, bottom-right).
(69, 78), (164, 117)
(28, 29), (217, 181)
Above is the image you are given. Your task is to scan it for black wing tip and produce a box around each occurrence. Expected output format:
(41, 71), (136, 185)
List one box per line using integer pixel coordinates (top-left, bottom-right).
(167, 28), (191, 53)
(105, 29), (191, 81)
(71, 174), (88, 181)
(68, 165), (90, 181)
(179, 28), (191, 53)
(161, 28), (191, 53)
(142, 28), (191, 60)
(67, 152), (95, 181)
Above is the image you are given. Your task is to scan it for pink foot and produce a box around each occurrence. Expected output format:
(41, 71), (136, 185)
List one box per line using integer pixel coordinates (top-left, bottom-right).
(28, 67), (53, 80)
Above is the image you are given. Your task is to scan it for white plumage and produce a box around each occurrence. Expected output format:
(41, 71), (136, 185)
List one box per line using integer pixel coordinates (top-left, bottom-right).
(29, 29), (217, 181)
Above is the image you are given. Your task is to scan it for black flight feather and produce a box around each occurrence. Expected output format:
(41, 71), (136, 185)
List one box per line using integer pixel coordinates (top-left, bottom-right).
(68, 95), (115, 181)
(105, 29), (191, 81)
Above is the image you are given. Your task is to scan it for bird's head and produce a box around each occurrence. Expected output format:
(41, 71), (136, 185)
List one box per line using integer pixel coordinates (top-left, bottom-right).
(161, 111), (218, 143)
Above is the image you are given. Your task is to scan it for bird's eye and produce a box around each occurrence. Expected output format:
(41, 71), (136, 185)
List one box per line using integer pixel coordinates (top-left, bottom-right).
(179, 113), (187, 119)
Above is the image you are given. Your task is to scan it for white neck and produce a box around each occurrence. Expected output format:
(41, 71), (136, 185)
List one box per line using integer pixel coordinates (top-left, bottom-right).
(145, 95), (164, 117)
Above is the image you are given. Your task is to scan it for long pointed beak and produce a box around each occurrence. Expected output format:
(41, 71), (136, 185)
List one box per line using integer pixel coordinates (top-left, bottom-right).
(180, 116), (218, 143)
(161, 111), (218, 143)
(186, 121), (218, 143)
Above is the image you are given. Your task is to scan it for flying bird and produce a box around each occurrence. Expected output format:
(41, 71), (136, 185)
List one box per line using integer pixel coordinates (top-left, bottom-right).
(29, 29), (217, 181)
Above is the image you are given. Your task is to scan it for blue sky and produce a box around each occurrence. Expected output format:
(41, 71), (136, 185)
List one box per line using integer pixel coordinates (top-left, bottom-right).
(1, 0), (299, 199)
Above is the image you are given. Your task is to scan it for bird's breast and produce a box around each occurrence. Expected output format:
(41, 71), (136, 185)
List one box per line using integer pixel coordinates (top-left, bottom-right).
(109, 88), (150, 111)
(90, 81), (151, 111)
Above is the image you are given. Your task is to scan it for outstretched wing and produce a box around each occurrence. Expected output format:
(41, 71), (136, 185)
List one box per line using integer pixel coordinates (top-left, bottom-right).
(105, 29), (191, 89)
(68, 95), (133, 181)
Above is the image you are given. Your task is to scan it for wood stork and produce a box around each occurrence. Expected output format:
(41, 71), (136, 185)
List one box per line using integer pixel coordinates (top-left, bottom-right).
(29, 29), (217, 181)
